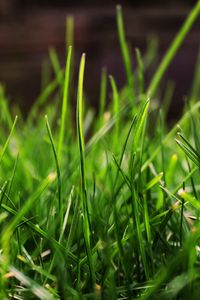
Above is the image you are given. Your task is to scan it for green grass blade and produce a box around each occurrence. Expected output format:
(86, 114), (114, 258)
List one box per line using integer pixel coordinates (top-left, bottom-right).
(58, 46), (72, 160)
(7, 153), (19, 196)
(133, 100), (150, 152)
(116, 5), (133, 98)
(135, 48), (145, 95)
(0, 85), (13, 129)
(29, 73), (63, 121)
(113, 206), (131, 284)
(144, 172), (163, 192)
(141, 101), (200, 173)
(66, 15), (74, 50)
(77, 53), (87, 207)
(113, 116), (136, 189)
(178, 188), (200, 209)
(147, 1), (200, 98)
(59, 186), (74, 243)
(66, 194), (80, 250)
(139, 225), (200, 300)
(132, 188), (150, 280)
(1, 202), (78, 264)
(49, 47), (62, 85)
(162, 81), (175, 120)
(98, 68), (107, 126)
(6, 173), (56, 232)
(76, 53), (95, 286)
(176, 134), (200, 169)
(109, 75), (119, 144)
(0, 116), (18, 165)
(45, 115), (63, 233)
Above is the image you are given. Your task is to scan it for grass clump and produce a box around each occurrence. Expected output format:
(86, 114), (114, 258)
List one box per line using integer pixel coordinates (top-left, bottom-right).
(1, 2), (200, 299)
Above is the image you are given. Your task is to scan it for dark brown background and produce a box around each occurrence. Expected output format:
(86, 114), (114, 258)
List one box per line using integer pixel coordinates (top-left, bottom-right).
(0, 0), (200, 117)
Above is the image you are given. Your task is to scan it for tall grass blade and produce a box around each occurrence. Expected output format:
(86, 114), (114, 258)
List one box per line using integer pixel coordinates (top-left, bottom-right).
(116, 5), (133, 98)
(76, 53), (95, 286)
(66, 15), (74, 50)
(58, 46), (72, 160)
(98, 68), (107, 126)
(49, 47), (62, 85)
(109, 75), (119, 144)
(45, 115), (63, 233)
(147, 1), (200, 98)
(135, 48), (144, 95)
(0, 116), (18, 165)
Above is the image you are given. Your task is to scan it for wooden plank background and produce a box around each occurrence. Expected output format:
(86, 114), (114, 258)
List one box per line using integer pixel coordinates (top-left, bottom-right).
(0, 2), (199, 116)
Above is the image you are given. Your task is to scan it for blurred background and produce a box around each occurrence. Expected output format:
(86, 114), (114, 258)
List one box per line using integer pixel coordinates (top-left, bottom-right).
(0, 0), (200, 117)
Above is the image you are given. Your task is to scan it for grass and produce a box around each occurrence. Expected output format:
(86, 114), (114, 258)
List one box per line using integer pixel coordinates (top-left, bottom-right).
(1, 2), (200, 299)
